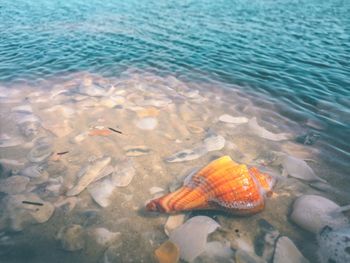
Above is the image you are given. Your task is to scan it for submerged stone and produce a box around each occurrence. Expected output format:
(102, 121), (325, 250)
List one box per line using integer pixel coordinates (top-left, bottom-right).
(317, 226), (350, 263)
(290, 195), (348, 234)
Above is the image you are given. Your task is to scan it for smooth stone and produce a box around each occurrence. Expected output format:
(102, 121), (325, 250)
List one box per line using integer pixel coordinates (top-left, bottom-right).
(317, 226), (350, 263)
(88, 227), (121, 247)
(164, 214), (186, 236)
(290, 195), (348, 234)
(72, 131), (89, 143)
(124, 145), (151, 157)
(66, 157), (111, 196)
(219, 114), (248, 124)
(56, 224), (85, 251)
(281, 155), (326, 182)
(273, 236), (309, 263)
(248, 117), (291, 141)
(0, 176), (30, 194)
(110, 159), (135, 187)
(155, 240), (180, 263)
(169, 216), (220, 262)
(135, 117), (158, 130)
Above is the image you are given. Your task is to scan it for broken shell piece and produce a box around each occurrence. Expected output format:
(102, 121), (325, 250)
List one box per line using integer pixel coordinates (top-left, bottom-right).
(0, 193), (54, 231)
(136, 107), (160, 118)
(0, 134), (23, 148)
(0, 176), (29, 194)
(248, 117), (291, 141)
(124, 145), (151, 157)
(110, 159), (136, 187)
(135, 117), (158, 130)
(155, 240), (180, 263)
(27, 137), (53, 163)
(88, 228), (121, 247)
(147, 156), (274, 215)
(88, 129), (112, 136)
(56, 224), (85, 251)
(66, 157), (111, 196)
(195, 241), (234, 262)
(281, 155), (326, 183)
(164, 214), (186, 236)
(169, 216), (220, 262)
(203, 134), (225, 152)
(219, 114), (248, 124)
(290, 195), (348, 234)
(273, 236), (309, 263)
(88, 178), (115, 207)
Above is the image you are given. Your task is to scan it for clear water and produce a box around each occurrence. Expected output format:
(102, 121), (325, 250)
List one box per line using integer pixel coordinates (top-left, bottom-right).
(0, 0), (350, 262)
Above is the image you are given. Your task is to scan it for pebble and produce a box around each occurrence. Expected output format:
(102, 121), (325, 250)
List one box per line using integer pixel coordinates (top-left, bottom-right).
(317, 226), (350, 263)
(290, 195), (348, 234)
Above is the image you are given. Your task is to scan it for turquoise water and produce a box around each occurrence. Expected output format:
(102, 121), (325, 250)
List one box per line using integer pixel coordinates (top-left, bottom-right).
(1, 0), (349, 162)
(0, 1), (350, 262)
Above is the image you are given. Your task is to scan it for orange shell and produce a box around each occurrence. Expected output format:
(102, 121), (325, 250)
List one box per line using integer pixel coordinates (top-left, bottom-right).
(146, 156), (275, 215)
(88, 129), (112, 136)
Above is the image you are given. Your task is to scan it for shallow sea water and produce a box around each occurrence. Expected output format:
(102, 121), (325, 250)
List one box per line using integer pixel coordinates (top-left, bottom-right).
(0, 0), (349, 263)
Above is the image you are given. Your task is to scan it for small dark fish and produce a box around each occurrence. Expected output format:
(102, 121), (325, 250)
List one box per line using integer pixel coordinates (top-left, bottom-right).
(57, 151), (69, 155)
(22, 200), (44, 206)
(108, 127), (122, 134)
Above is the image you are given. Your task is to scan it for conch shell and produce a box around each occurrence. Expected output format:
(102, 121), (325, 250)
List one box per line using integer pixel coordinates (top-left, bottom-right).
(146, 156), (275, 215)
